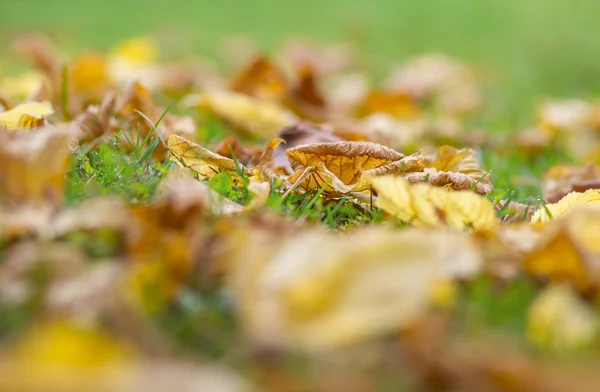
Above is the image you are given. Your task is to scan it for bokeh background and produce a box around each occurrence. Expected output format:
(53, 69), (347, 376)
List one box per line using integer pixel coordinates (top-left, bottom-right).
(2, 0), (600, 108)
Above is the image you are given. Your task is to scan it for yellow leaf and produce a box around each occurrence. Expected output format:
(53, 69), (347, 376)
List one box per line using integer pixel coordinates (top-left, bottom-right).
(532, 189), (600, 223)
(230, 227), (480, 351)
(407, 145), (493, 195)
(524, 206), (600, 291)
(69, 52), (112, 101)
(183, 90), (297, 138)
(168, 134), (246, 180)
(0, 72), (47, 101)
(0, 101), (53, 131)
(110, 37), (158, 65)
(231, 55), (288, 101)
(527, 284), (598, 351)
(0, 320), (133, 392)
(368, 175), (498, 231)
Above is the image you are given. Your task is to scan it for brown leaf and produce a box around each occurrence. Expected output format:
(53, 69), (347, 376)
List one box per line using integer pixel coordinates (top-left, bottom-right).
(285, 141), (408, 194)
(276, 122), (345, 174)
(283, 64), (328, 122)
(542, 162), (600, 203)
(0, 126), (73, 207)
(403, 145), (493, 194)
(231, 55), (288, 101)
(73, 92), (117, 142)
(356, 90), (419, 118)
(259, 138), (288, 182)
(213, 137), (263, 166)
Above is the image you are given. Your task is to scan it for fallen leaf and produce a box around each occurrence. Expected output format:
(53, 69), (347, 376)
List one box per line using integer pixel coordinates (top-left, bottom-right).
(542, 162), (600, 203)
(527, 284), (599, 351)
(0, 101), (54, 131)
(184, 90), (297, 138)
(368, 175), (498, 231)
(230, 227), (480, 351)
(524, 206), (600, 292)
(70, 52), (113, 104)
(356, 90), (418, 118)
(231, 55), (288, 101)
(285, 141), (412, 193)
(168, 134), (248, 180)
(407, 145), (493, 195)
(531, 189), (600, 223)
(0, 126), (73, 207)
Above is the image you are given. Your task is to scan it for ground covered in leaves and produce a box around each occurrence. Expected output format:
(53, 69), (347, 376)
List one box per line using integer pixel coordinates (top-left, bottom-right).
(3, 34), (600, 392)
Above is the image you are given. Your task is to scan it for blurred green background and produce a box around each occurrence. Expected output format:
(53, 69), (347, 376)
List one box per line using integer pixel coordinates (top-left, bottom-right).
(2, 0), (600, 124)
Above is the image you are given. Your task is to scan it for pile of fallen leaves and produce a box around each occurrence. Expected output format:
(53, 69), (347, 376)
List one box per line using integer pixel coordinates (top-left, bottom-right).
(3, 33), (600, 392)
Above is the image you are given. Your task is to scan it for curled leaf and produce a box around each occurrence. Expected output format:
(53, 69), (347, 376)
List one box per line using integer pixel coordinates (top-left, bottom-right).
(411, 145), (493, 194)
(285, 141), (408, 194)
(532, 189), (600, 223)
(368, 175), (498, 231)
(542, 163), (600, 203)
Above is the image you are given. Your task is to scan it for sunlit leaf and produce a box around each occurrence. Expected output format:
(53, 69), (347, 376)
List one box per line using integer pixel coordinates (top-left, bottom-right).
(184, 90), (297, 138)
(0, 101), (53, 131)
(527, 284), (599, 351)
(168, 134), (247, 180)
(368, 175), (498, 231)
(531, 189), (600, 223)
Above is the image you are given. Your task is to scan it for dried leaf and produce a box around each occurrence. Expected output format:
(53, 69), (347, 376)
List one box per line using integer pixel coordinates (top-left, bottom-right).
(356, 90), (418, 118)
(0, 101), (54, 131)
(283, 64), (328, 121)
(184, 90), (297, 138)
(368, 175), (498, 231)
(285, 141), (410, 193)
(524, 206), (600, 291)
(0, 126), (73, 207)
(532, 189), (600, 223)
(231, 55), (288, 101)
(168, 134), (247, 180)
(542, 163), (600, 203)
(412, 145), (493, 194)
(213, 137), (263, 166)
(73, 92), (117, 141)
(70, 52), (112, 104)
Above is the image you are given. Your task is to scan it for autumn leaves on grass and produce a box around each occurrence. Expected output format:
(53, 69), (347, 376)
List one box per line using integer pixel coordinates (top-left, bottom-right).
(168, 132), (496, 230)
